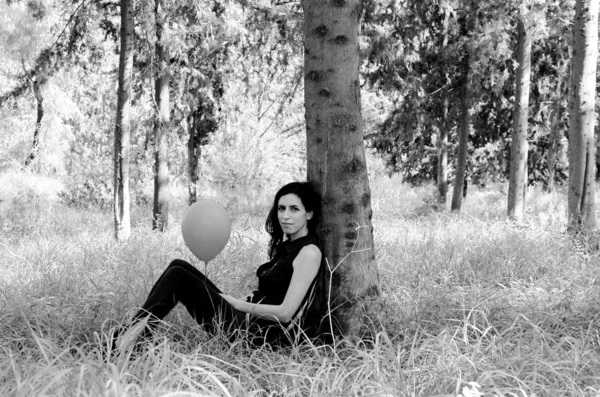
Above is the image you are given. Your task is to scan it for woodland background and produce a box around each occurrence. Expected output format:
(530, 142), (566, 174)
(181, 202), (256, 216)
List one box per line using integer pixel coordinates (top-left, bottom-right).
(0, 0), (588, 210)
(3, 0), (600, 396)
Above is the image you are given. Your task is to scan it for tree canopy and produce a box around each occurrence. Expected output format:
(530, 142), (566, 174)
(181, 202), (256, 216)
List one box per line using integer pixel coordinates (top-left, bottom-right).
(0, 0), (595, 213)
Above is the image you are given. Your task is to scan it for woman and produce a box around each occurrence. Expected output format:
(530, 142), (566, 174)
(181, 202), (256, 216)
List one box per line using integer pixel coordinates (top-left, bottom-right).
(114, 181), (324, 353)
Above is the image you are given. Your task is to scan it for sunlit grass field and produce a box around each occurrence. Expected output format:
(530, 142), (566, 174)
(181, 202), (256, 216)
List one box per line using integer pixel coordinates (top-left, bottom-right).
(2, 175), (600, 396)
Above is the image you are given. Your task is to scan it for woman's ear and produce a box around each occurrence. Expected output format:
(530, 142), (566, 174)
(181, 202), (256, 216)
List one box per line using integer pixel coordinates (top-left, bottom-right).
(306, 211), (313, 220)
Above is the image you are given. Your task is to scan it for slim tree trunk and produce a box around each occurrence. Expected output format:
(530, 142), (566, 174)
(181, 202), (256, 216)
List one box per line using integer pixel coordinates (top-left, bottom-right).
(437, 7), (450, 206)
(303, 0), (380, 338)
(546, 95), (564, 193)
(113, 0), (133, 240)
(24, 76), (44, 168)
(507, 12), (532, 220)
(187, 112), (200, 205)
(567, 0), (598, 231)
(451, 53), (471, 212)
(152, 0), (170, 231)
(437, 98), (448, 205)
(545, 49), (567, 193)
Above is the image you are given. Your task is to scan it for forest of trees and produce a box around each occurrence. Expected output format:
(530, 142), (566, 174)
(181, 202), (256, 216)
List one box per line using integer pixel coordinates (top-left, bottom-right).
(1, 0), (599, 335)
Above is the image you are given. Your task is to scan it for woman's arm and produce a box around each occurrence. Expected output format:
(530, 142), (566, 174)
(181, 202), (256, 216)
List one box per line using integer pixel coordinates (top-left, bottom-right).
(220, 244), (321, 323)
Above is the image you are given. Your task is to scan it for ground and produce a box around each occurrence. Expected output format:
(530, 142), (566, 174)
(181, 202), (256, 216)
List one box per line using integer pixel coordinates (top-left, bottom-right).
(1, 176), (600, 396)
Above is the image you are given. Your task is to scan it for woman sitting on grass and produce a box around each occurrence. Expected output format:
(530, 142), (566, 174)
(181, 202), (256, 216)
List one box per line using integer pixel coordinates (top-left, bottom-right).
(113, 181), (324, 353)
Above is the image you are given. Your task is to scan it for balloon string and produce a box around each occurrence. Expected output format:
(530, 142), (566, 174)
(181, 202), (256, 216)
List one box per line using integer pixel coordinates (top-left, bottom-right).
(204, 261), (208, 278)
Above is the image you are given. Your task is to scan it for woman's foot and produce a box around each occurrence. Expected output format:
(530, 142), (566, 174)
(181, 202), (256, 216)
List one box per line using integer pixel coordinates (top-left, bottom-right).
(115, 316), (149, 357)
(100, 316), (150, 361)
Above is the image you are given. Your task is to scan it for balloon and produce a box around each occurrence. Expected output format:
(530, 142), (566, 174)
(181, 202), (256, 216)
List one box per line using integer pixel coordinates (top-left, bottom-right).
(181, 200), (231, 262)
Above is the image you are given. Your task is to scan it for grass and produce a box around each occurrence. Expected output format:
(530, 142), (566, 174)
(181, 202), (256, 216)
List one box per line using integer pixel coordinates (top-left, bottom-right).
(2, 175), (600, 396)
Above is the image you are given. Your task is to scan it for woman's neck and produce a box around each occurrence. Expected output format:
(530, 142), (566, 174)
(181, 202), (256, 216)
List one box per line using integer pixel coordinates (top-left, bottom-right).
(287, 228), (309, 242)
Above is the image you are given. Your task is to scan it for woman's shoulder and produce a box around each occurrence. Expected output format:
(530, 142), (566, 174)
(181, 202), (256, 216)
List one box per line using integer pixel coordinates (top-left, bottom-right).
(293, 244), (322, 266)
(298, 234), (322, 257)
(300, 243), (321, 254)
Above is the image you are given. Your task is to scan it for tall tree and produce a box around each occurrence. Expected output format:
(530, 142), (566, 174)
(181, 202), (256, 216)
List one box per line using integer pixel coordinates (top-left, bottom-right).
(450, 51), (471, 211)
(186, 87), (221, 205)
(507, 5), (533, 220)
(152, 0), (170, 231)
(567, 0), (598, 231)
(303, 0), (380, 337)
(451, 0), (481, 212)
(544, 44), (568, 193)
(437, 4), (451, 206)
(364, 0), (464, 189)
(114, 0), (134, 240)
(0, 2), (79, 169)
(23, 73), (45, 167)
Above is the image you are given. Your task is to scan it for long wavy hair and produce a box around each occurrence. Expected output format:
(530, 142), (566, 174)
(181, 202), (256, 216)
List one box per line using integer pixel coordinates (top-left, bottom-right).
(265, 181), (322, 259)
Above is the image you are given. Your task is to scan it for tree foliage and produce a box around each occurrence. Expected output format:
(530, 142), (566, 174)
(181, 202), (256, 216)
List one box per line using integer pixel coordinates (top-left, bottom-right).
(0, 0), (592, 219)
(1, 0), (307, 209)
(363, 0), (576, 190)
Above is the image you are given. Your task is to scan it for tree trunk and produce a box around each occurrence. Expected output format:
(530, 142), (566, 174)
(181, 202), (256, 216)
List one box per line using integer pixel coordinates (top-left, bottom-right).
(187, 112), (200, 205)
(567, 0), (598, 231)
(437, 7), (450, 206)
(451, 53), (471, 212)
(437, 101), (448, 205)
(507, 12), (532, 220)
(546, 95), (564, 193)
(545, 48), (567, 193)
(152, 0), (170, 232)
(24, 76), (44, 168)
(113, 0), (134, 241)
(303, 0), (380, 338)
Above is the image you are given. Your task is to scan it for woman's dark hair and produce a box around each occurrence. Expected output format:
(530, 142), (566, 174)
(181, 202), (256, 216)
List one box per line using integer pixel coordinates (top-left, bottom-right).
(265, 181), (322, 259)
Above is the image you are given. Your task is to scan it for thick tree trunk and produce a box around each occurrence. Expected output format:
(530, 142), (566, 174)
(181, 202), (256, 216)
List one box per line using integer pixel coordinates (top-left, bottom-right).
(152, 0), (170, 232)
(303, 0), (380, 338)
(507, 13), (532, 220)
(113, 0), (134, 240)
(24, 77), (44, 168)
(567, 0), (598, 231)
(451, 53), (471, 212)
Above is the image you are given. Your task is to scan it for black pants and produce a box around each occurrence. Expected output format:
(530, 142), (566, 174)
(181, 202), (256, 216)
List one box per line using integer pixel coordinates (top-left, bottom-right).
(132, 259), (287, 344)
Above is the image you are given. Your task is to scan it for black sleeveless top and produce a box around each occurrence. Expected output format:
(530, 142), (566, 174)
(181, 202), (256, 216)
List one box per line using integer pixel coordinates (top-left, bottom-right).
(250, 233), (321, 305)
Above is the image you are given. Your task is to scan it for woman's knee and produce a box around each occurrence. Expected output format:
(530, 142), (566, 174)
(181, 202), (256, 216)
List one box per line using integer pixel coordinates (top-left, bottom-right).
(162, 264), (208, 288)
(167, 259), (207, 279)
(167, 259), (193, 271)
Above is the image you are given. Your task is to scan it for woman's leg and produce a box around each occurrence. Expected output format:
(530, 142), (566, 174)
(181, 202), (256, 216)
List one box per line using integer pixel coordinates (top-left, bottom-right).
(145, 259), (221, 297)
(132, 262), (245, 337)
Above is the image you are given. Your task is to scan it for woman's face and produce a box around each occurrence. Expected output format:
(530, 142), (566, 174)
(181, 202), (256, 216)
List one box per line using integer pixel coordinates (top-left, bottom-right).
(277, 193), (313, 240)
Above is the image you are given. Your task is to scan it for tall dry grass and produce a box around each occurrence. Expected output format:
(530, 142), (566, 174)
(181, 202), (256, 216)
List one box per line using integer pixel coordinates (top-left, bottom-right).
(1, 175), (600, 396)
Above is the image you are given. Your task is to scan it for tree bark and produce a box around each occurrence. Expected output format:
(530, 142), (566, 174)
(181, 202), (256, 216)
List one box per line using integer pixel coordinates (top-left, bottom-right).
(186, 110), (206, 206)
(546, 92), (564, 193)
(437, 6), (450, 206)
(437, 98), (448, 205)
(152, 0), (170, 232)
(113, 0), (133, 240)
(507, 12), (532, 220)
(24, 76), (44, 168)
(303, 0), (380, 338)
(567, 0), (598, 231)
(545, 47), (567, 193)
(187, 122), (199, 205)
(451, 52), (471, 212)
